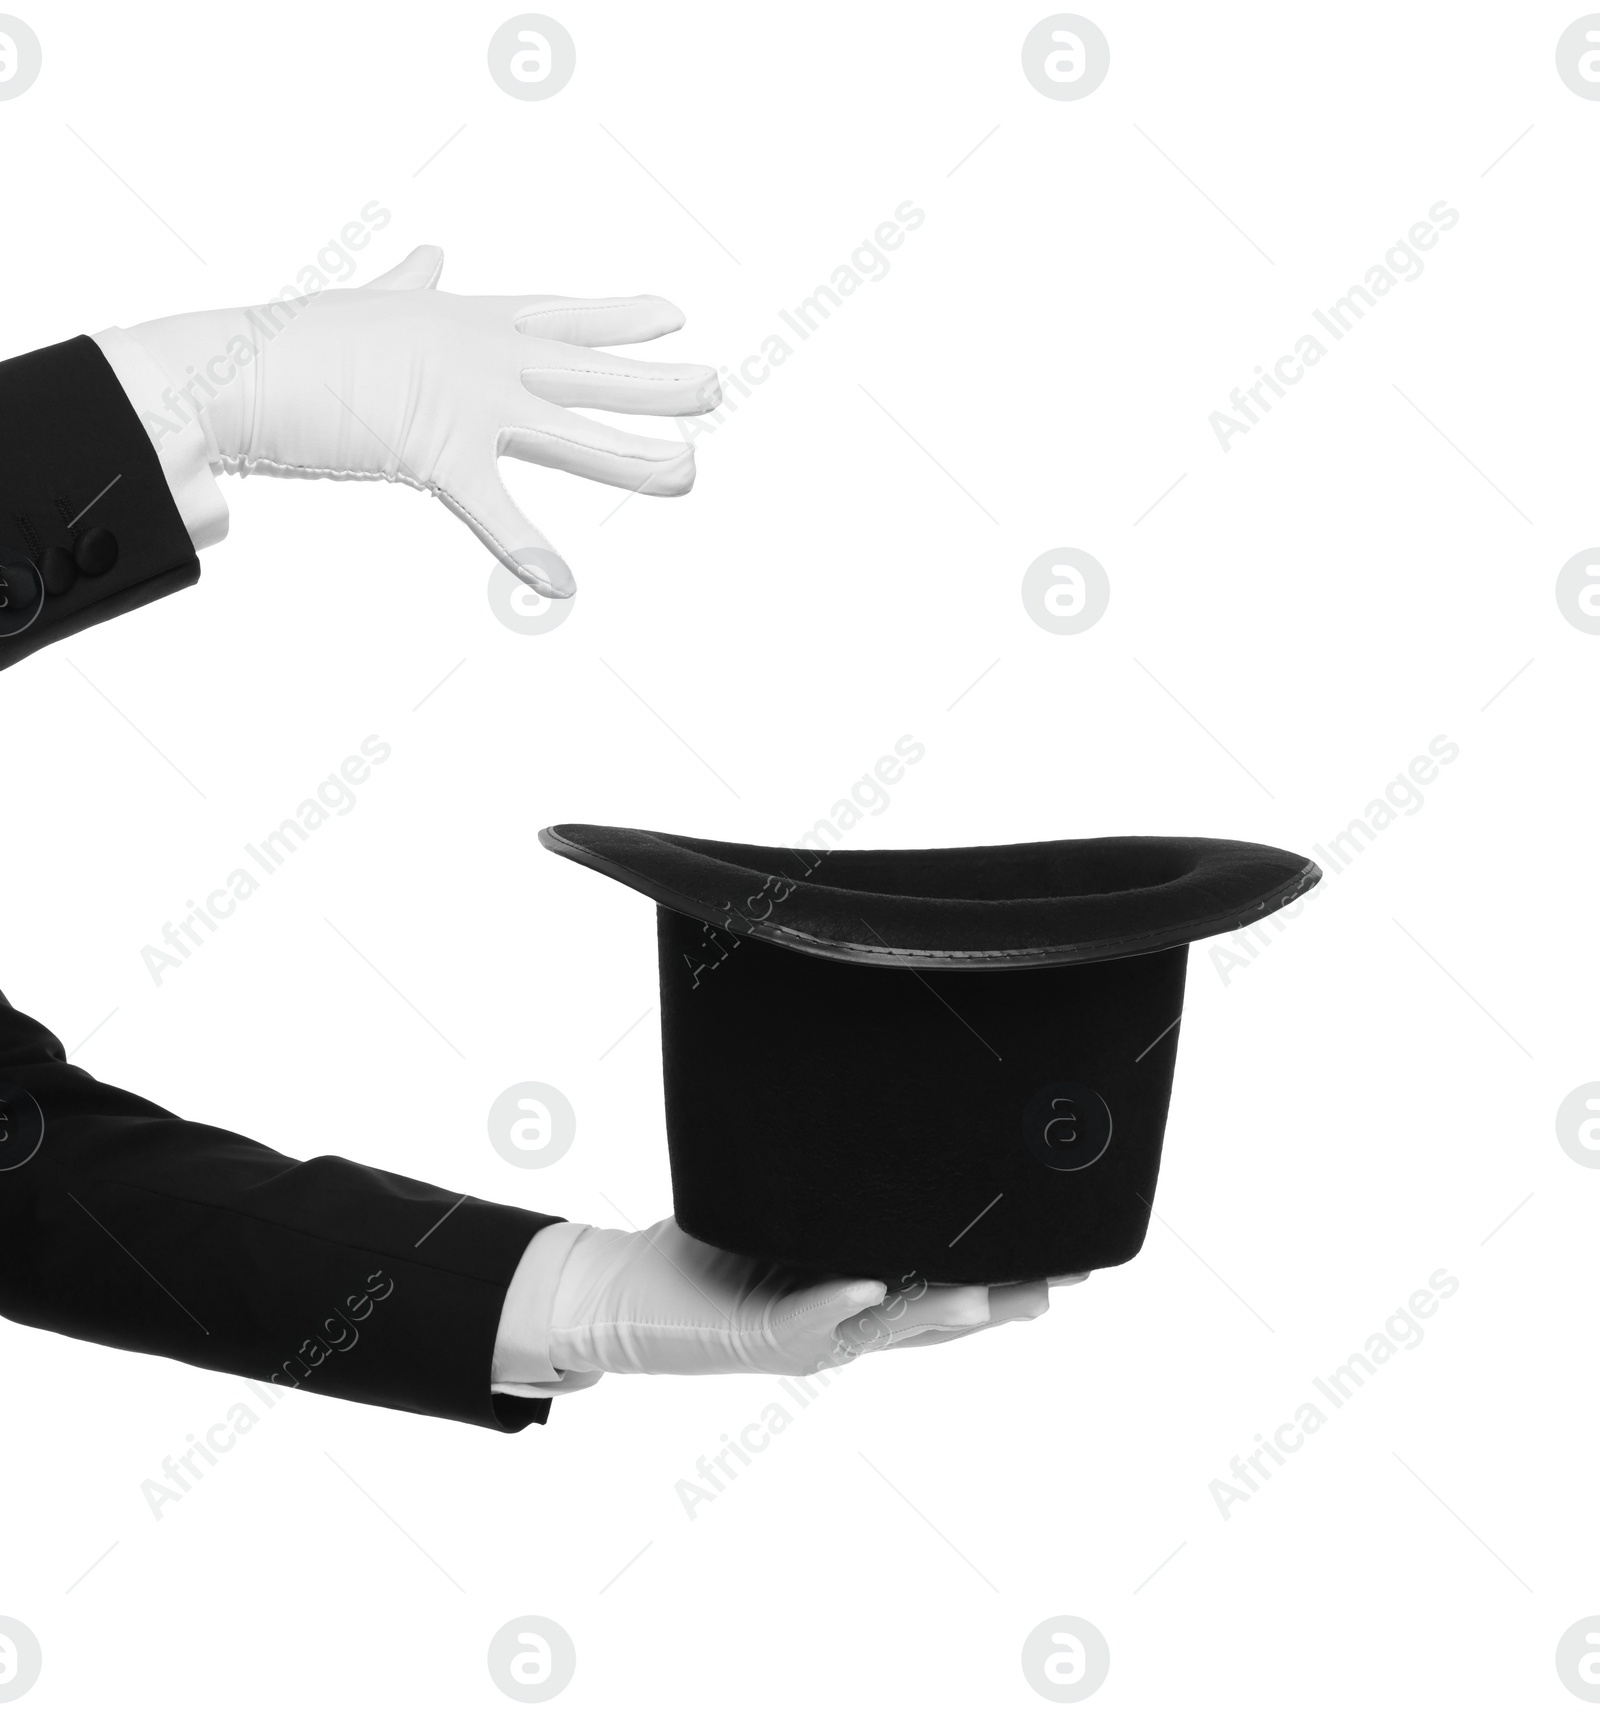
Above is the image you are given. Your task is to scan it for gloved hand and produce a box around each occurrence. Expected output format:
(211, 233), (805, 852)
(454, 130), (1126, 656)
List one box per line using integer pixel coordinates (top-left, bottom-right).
(116, 245), (720, 598)
(544, 1218), (1070, 1378)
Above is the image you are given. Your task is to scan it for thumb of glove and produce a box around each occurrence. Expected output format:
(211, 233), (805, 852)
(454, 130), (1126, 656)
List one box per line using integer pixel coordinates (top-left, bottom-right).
(364, 244), (445, 292)
(769, 1278), (888, 1372)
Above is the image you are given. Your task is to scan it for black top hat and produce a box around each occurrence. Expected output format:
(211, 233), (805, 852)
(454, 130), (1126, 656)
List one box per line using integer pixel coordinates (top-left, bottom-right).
(540, 825), (1319, 1286)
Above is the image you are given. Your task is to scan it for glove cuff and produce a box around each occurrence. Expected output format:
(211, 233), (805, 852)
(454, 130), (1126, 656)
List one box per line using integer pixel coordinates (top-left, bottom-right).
(92, 327), (229, 551)
(491, 1221), (602, 1396)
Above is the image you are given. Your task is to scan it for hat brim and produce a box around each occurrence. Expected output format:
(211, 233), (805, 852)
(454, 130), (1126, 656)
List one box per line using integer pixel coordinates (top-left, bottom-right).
(538, 825), (1320, 971)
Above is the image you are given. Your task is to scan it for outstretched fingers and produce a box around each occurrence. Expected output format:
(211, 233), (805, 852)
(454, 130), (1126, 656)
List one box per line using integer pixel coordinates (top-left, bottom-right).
(513, 293), (687, 347)
(434, 454), (574, 599)
(520, 350), (722, 417)
(501, 404), (698, 495)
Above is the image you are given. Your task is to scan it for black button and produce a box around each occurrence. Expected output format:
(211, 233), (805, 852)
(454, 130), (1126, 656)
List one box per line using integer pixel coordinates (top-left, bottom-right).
(74, 528), (118, 577)
(0, 557), (43, 638)
(40, 546), (77, 597)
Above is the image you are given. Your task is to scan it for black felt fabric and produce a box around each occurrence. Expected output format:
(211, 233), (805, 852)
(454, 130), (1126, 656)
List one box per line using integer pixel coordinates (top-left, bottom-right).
(0, 335), (202, 671)
(658, 912), (1189, 1283)
(540, 825), (1319, 968)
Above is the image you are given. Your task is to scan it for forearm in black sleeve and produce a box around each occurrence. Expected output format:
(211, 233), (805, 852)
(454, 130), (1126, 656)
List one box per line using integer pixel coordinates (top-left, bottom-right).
(0, 335), (201, 671)
(0, 989), (561, 1430)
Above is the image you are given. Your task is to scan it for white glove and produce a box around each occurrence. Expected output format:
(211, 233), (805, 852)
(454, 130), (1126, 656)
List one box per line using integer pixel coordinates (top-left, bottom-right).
(542, 1218), (1062, 1378)
(115, 244), (720, 598)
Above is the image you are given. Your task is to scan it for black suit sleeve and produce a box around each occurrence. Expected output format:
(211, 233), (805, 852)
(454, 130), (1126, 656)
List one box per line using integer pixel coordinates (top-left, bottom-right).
(0, 991), (562, 1430)
(0, 335), (202, 672)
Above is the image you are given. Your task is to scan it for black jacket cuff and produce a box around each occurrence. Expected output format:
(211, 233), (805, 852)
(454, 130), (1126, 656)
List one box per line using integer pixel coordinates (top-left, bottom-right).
(0, 335), (200, 671)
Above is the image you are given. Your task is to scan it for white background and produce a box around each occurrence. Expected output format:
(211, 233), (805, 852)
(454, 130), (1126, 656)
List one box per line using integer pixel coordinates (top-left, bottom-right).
(1, 1), (1596, 1711)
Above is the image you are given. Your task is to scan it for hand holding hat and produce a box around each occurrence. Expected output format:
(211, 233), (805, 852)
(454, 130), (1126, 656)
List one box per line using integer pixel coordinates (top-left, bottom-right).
(536, 1218), (1061, 1380)
(114, 245), (720, 598)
